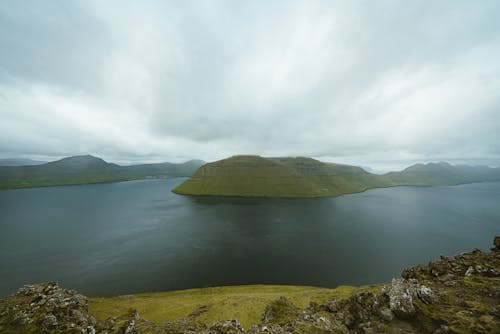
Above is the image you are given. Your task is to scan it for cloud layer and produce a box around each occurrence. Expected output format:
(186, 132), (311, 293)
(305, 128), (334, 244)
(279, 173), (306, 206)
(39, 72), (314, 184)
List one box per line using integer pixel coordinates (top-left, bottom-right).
(1, 0), (499, 170)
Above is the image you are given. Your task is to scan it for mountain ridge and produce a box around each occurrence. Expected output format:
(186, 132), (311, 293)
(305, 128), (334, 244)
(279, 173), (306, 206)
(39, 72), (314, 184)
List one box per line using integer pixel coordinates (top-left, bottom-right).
(0, 155), (204, 189)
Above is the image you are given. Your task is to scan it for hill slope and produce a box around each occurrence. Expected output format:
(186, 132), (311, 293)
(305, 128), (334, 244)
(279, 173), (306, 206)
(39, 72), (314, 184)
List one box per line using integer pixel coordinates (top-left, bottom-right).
(0, 155), (203, 189)
(173, 156), (500, 198)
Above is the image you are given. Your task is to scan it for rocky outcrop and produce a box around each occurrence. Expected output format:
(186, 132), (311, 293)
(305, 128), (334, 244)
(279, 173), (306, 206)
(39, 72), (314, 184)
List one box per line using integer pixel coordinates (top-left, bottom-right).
(1, 238), (499, 333)
(0, 281), (96, 333)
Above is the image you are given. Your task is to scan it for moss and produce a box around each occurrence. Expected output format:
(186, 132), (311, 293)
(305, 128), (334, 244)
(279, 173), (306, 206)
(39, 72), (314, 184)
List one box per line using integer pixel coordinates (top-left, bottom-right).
(378, 322), (390, 332)
(292, 321), (331, 334)
(89, 284), (378, 329)
(413, 274), (500, 334)
(262, 296), (300, 325)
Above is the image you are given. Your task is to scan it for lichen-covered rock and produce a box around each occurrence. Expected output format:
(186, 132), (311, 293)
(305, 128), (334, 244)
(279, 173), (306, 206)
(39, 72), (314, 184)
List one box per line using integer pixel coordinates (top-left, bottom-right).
(0, 281), (96, 333)
(378, 307), (394, 322)
(121, 319), (135, 334)
(416, 285), (438, 304)
(383, 278), (416, 318)
(246, 323), (285, 334)
(209, 319), (245, 334)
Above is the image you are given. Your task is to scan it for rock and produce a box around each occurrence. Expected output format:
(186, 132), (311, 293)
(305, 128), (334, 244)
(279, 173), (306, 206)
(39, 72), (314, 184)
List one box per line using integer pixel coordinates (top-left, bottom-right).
(323, 298), (338, 312)
(323, 291), (387, 332)
(416, 285), (438, 304)
(402, 264), (427, 280)
(0, 282), (97, 333)
(209, 319), (244, 333)
(428, 259), (450, 277)
(378, 307), (394, 322)
(246, 323), (286, 333)
(121, 319), (135, 333)
(492, 236), (500, 252)
(42, 312), (58, 329)
(384, 278), (416, 318)
(465, 266), (474, 276)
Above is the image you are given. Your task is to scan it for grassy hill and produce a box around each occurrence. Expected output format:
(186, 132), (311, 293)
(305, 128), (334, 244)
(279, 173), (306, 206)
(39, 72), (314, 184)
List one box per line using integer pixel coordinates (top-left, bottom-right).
(0, 155), (203, 189)
(173, 156), (500, 198)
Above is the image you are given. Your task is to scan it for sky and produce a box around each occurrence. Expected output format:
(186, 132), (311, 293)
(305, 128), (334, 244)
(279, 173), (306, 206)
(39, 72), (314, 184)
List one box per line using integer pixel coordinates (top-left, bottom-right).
(1, 0), (499, 172)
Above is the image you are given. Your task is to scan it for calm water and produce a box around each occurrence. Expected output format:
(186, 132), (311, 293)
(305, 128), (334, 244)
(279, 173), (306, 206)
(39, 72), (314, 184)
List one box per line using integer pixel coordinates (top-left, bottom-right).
(0, 179), (499, 297)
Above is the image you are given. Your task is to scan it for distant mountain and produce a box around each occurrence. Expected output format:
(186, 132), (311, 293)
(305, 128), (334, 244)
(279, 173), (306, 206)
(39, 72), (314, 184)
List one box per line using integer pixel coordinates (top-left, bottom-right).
(386, 162), (500, 186)
(173, 156), (500, 198)
(0, 155), (204, 189)
(44, 155), (116, 170)
(0, 158), (45, 166)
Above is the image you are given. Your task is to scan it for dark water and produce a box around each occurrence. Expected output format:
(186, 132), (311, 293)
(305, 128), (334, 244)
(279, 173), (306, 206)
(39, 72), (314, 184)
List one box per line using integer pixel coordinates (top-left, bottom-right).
(0, 179), (499, 297)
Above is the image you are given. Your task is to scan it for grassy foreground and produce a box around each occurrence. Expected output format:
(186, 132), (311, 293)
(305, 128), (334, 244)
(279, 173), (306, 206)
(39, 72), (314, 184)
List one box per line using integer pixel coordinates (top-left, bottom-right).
(2, 243), (498, 333)
(89, 284), (379, 329)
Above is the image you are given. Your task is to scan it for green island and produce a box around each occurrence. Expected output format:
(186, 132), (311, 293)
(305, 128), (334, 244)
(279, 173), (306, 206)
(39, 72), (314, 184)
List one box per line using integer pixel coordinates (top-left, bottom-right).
(173, 155), (500, 198)
(0, 155), (203, 189)
(1, 238), (498, 333)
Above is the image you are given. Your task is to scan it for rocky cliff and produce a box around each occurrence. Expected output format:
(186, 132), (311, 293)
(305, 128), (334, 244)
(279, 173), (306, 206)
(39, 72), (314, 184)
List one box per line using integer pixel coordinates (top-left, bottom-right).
(1, 238), (498, 334)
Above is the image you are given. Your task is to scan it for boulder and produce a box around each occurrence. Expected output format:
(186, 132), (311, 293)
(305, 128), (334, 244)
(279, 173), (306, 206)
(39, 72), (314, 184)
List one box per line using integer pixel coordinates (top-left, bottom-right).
(384, 278), (416, 318)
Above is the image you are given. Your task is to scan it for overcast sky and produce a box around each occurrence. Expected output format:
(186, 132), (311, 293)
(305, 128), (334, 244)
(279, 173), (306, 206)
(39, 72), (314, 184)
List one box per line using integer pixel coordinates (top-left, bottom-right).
(1, 0), (499, 171)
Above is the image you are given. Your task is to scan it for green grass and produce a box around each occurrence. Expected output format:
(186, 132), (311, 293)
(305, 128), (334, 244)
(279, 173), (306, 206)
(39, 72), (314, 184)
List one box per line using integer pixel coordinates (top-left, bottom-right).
(173, 156), (500, 198)
(173, 155), (394, 198)
(89, 284), (381, 329)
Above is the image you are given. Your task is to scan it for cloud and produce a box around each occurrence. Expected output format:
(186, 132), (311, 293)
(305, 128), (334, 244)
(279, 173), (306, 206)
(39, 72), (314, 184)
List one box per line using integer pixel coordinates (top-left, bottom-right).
(1, 0), (499, 169)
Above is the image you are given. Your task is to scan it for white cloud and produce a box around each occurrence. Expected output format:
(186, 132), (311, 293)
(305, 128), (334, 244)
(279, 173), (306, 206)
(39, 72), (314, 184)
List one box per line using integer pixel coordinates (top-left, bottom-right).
(0, 0), (499, 169)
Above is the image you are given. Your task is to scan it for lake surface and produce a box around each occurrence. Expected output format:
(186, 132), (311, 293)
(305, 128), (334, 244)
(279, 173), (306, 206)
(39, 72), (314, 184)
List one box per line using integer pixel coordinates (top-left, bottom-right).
(0, 179), (499, 297)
